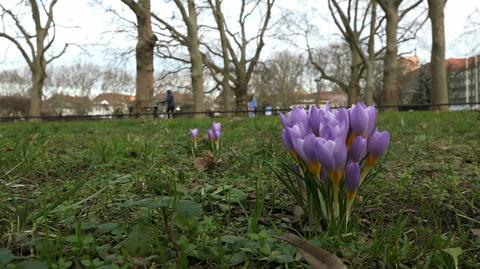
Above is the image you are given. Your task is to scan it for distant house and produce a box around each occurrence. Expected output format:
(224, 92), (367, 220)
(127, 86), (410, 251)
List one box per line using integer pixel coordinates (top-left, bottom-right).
(91, 93), (135, 116)
(293, 90), (347, 108)
(445, 56), (480, 110)
(44, 94), (92, 116)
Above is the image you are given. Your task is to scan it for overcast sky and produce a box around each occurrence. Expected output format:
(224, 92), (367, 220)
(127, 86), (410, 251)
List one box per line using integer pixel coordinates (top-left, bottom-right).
(1, 0), (479, 71)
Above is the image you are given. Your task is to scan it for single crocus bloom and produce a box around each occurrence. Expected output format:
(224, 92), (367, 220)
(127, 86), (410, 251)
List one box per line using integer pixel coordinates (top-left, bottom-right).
(366, 129), (390, 166)
(315, 137), (347, 184)
(344, 161), (360, 202)
(280, 107), (309, 128)
(302, 134), (321, 178)
(308, 106), (323, 136)
(190, 128), (199, 139)
(207, 128), (215, 140)
(349, 136), (367, 162)
(349, 102), (369, 135)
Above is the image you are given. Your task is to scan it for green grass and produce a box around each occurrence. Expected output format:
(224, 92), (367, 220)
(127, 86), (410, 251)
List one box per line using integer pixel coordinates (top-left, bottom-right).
(0, 111), (479, 268)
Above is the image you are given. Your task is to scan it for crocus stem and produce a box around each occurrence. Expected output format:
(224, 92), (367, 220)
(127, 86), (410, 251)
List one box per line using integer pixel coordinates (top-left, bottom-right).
(360, 165), (372, 185)
(345, 191), (356, 228)
(318, 190), (328, 220)
(345, 200), (353, 227)
(333, 183), (339, 219)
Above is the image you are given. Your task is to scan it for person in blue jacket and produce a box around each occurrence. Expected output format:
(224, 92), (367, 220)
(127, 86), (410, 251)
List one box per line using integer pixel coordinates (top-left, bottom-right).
(161, 90), (175, 119)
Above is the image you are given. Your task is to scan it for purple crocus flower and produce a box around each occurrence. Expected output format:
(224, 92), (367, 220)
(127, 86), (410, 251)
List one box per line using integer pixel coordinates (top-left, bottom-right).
(365, 106), (377, 136)
(308, 106), (323, 136)
(282, 123), (307, 162)
(349, 102), (369, 135)
(344, 161), (360, 202)
(282, 123), (306, 151)
(280, 107), (308, 128)
(349, 136), (367, 162)
(315, 138), (347, 173)
(366, 129), (390, 166)
(344, 161), (360, 193)
(212, 122), (221, 137)
(206, 122), (221, 139)
(302, 134), (322, 177)
(190, 128), (199, 139)
(207, 128), (215, 140)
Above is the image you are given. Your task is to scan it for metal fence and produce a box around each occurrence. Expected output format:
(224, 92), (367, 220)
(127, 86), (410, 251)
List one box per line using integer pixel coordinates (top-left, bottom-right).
(1, 102), (479, 122)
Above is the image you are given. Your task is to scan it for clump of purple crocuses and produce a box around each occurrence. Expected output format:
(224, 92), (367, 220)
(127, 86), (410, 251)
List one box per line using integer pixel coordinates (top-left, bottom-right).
(278, 102), (389, 230)
(207, 122), (221, 151)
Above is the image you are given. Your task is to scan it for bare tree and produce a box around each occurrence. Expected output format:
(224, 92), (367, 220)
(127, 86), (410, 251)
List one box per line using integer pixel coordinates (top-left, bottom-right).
(427, 0), (448, 110)
(376, 0), (423, 110)
(100, 67), (135, 94)
(0, 68), (31, 96)
(327, 0), (376, 105)
(0, 0), (68, 119)
(203, 0), (276, 111)
(152, 0), (206, 117)
(120, 0), (157, 114)
(207, 0), (233, 112)
(253, 50), (305, 108)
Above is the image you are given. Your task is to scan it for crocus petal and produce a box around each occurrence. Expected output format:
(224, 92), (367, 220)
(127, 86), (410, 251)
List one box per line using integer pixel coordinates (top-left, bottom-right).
(279, 113), (290, 127)
(212, 122), (221, 131)
(290, 107), (309, 129)
(302, 133), (317, 162)
(282, 129), (292, 150)
(365, 106), (377, 136)
(214, 129), (221, 139)
(190, 128), (199, 138)
(335, 108), (349, 127)
(207, 128), (214, 140)
(293, 138), (307, 162)
(344, 161), (360, 192)
(350, 103), (369, 135)
(350, 136), (367, 162)
(316, 139), (335, 171)
(308, 106), (323, 136)
(333, 138), (347, 169)
(367, 130), (390, 157)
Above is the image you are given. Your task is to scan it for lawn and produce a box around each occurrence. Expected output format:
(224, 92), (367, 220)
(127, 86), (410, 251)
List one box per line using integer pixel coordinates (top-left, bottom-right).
(0, 111), (479, 268)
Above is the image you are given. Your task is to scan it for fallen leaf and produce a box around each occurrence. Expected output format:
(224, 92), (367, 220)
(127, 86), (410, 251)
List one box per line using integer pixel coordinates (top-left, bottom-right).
(193, 151), (215, 172)
(472, 228), (480, 237)
(2, 146), (13, 152)
(293, 205), (305, 219)
(279, 233), (348, 269)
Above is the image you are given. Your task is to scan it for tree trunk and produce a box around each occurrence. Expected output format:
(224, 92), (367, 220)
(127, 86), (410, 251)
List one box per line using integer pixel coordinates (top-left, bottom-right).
(30, 69), (44, 119)
(383, 9), (399, 111)
(365, 0), (376, 105)
(135, 1), (156, 114)
(349, 42), (362, 106)
(428, 0), (448, 111)
(222, 71), (233, 113)
(235, 81), (248, 114)
(213, 0), (233, 113)
(30, 33), (47, 120)
(187, 0), (205, 118)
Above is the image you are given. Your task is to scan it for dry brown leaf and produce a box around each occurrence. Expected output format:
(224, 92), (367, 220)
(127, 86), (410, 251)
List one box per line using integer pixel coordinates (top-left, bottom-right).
(279, 233), (348, 269)
(193, 151), (215, 172)
(472, 228), (480, 237)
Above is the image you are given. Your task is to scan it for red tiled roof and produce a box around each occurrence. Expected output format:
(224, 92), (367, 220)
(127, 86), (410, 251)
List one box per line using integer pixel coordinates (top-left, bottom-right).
(446, 55), (480, 72)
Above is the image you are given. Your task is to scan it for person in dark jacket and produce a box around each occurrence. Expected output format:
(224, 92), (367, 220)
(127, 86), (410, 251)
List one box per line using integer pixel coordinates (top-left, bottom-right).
(162, 90), (175, 119)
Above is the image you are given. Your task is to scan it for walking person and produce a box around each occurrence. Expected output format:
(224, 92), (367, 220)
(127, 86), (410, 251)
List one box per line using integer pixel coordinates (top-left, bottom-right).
(247, 96), (257, 117)
(161, 90), (175, 119)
